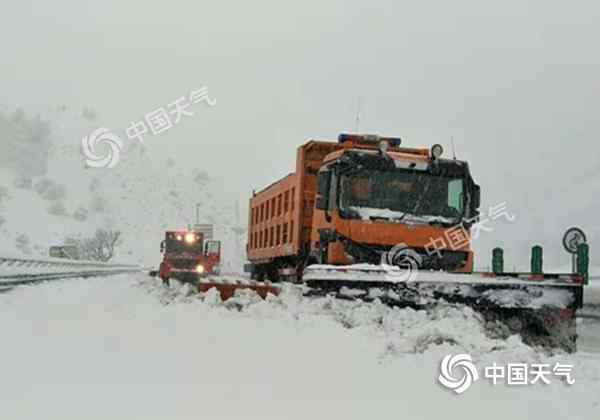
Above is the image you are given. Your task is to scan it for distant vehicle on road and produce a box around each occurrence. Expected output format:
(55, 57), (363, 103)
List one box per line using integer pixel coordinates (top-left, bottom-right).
(49, 245), (80, 260)
(154, 225), (222, 286)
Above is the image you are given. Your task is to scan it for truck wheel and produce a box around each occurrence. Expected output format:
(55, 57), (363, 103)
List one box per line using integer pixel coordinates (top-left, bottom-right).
(267, 266), (279, 282)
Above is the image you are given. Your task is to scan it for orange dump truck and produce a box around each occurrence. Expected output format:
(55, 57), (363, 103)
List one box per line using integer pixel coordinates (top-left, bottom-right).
(244, 134), (586, 352)
(246, 134), (480, 281)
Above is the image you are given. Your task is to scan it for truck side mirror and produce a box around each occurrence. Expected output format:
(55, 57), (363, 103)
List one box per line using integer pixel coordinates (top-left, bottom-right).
(205, 240), (221, 257)
(472, 185), (481, 209)
(160, 240), (165, 253)
(316, 171), (331, 210)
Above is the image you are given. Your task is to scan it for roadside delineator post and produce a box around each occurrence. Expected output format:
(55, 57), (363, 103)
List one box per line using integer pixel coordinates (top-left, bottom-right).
(492, 247), (504, 274)
(531, 245), (543, 275)
(577, 243), (589, 285)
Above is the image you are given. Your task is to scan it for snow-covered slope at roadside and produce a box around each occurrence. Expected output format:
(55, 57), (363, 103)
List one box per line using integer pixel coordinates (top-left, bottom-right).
(1, 274), (598, 420)
(0, 168), (100, 256)
(0, 109), (247, 269)
(0, 150), (245, 269)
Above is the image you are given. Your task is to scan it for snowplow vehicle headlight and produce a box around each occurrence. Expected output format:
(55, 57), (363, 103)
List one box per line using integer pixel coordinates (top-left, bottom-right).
(184, 233), (196, 244)
(196, 264), (205, 274)
(431, 144), (444, 159)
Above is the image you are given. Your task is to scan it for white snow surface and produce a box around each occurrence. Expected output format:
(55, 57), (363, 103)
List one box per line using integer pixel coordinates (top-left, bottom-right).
(1, 273), (599, 420)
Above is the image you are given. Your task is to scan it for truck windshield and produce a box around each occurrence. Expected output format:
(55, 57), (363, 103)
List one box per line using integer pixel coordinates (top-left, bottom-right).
(339, 170), (465, 222)
(165, 234), (204, 254)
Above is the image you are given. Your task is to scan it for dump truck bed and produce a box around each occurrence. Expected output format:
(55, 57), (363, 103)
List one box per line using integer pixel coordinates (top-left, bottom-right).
(247, 141), (339, 264)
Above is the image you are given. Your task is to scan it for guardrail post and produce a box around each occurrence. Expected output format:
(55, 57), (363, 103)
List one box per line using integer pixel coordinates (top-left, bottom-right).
(577, 243), (589, 285)
(492, 247), (504, 274)
(531, 245), (543, 274)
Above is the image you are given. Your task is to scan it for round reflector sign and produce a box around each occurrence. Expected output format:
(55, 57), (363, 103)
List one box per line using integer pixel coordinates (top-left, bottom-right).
(562, 227), (587, 254)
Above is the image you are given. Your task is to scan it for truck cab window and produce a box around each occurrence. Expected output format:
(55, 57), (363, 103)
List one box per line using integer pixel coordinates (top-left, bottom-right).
(447, 179), (464, 213)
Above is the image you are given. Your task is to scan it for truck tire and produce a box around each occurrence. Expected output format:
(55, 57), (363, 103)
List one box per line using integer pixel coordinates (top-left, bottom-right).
(267, 265), (279, 282)
(256, 267), (265, 282)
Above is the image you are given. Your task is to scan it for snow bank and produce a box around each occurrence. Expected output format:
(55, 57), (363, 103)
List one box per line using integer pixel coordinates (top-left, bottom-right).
(0, 274), (598, 420)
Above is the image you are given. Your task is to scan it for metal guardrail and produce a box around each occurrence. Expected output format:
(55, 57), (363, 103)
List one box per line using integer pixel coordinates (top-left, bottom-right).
(0, 254), (142, 292)
(0, 268), (140, 285)
(0, 255), (138, 270)
(578, 312), (600, 320)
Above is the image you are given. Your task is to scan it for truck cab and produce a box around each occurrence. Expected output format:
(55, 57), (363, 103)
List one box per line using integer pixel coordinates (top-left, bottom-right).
(312, 134), (481, 272)
(158, 229), (221, 284)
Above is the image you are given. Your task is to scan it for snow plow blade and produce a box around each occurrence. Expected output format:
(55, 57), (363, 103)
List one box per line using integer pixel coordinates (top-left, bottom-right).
(303, 265), (584, 310)
(197, 277), (280, 301)
(303, 265), (585, 352)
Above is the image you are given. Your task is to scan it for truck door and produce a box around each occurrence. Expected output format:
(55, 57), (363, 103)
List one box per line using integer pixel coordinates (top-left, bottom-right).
(205, 240), (221, 259)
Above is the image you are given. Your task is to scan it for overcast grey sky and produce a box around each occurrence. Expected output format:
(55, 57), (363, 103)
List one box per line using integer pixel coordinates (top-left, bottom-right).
(1, 0), (598, 268)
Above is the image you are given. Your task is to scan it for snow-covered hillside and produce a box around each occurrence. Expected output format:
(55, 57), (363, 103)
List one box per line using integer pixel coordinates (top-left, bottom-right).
(0, 110), (246, 270)
(1, 274), (599, 420)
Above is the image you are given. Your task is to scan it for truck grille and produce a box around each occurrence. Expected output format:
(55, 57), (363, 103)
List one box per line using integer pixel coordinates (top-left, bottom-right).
(170, 259), (198, 270)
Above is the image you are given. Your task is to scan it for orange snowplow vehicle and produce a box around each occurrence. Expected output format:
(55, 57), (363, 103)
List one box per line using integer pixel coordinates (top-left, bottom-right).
(246, 134), (480, 279)
(242, 133), (588, 351)
(156, 228), (221, 285)
(151, 226), (279, 301)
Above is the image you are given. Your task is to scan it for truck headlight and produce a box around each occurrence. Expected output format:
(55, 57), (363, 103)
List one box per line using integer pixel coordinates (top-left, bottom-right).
(196, 264), (205, 274)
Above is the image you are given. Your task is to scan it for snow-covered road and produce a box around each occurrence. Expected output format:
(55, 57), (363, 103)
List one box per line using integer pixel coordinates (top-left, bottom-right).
(1, 274), (599, 420)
